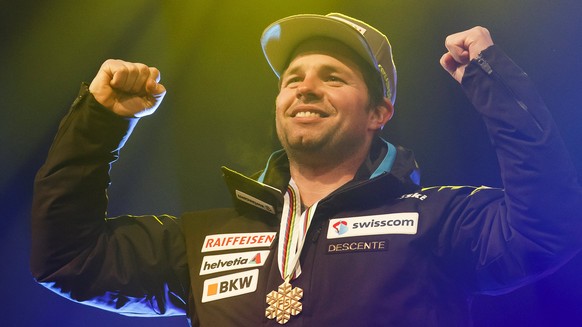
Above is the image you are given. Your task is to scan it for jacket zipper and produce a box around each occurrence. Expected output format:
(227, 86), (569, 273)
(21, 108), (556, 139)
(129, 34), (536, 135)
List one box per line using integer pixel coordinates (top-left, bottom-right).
(474, 53), (544, 133)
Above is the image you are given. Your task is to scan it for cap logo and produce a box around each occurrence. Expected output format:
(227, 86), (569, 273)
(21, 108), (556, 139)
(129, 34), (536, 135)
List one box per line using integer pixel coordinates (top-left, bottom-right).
(330, 16), (367, 35)
(378, 64), (391, 99)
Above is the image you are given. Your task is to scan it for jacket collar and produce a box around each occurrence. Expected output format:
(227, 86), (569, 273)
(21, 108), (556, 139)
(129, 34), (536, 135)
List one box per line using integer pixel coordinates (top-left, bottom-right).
(222, 137), (420, 216)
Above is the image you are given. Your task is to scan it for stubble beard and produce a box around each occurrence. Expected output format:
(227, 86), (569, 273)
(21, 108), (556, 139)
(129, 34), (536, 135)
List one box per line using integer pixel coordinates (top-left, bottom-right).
(277, 126), (366, 169)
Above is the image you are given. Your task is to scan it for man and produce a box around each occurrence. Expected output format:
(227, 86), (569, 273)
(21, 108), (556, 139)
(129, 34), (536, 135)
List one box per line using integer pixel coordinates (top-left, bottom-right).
(31, 13), (582, 326)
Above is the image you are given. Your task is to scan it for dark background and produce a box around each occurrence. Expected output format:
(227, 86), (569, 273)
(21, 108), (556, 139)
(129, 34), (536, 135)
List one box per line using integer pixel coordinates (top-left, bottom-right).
(2, 1), (581, 326)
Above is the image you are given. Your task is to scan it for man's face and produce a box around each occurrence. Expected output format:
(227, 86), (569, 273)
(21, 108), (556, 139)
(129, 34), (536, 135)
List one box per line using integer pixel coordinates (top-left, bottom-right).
(275, 40), (386, 162)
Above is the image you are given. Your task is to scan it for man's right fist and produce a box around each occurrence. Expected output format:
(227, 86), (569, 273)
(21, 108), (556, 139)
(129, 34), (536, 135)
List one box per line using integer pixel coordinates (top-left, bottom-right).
(89, 59), (166, 118)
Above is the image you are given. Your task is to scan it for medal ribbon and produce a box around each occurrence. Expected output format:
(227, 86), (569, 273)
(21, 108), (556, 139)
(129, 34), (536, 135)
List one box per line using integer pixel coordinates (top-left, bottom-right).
(277, 178), (319, 282)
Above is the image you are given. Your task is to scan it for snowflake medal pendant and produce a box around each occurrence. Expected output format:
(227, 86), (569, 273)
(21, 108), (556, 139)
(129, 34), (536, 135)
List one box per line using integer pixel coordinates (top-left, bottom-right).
(266, 280), (303, 324)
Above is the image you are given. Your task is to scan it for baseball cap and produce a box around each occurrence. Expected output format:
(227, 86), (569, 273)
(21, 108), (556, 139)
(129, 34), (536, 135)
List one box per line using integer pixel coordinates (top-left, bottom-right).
(261, 13), (397, 105)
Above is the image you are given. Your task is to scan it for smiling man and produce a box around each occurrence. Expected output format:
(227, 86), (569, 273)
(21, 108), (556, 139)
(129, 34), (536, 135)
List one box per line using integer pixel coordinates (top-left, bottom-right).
(275, 37), (393, 207)
(31, 13), (582, 327)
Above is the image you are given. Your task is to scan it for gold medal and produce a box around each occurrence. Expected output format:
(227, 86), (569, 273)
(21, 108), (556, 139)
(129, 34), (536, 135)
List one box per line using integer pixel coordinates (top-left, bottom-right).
(265, 280), (303, 324)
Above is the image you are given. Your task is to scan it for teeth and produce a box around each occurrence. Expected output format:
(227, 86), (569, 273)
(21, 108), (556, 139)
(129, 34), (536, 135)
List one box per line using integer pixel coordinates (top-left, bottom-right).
(295, 111), (321, 118)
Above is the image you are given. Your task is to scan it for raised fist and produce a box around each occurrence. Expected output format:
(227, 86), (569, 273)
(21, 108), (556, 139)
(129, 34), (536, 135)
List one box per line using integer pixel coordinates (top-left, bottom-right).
(89, 59), (166, 117)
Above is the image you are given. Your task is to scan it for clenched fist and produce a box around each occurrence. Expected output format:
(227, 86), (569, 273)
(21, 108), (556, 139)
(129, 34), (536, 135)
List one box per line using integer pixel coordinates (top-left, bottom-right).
(89, 59), (167, 117)
(440, 26), (494, 83)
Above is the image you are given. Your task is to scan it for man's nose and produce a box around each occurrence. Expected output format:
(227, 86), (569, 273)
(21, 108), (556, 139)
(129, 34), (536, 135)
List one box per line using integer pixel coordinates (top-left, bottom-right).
(296, 75), (322, 101)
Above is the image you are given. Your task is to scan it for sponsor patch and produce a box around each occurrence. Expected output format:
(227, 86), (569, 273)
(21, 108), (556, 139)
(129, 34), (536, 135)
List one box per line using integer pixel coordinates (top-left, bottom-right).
(200, 250), (270, 275)
(235, 190), (275, 214)
(202, 269), (259, 303)
(202, 232), (276, 253)
(327, 213), (419, 239)
(326, 239), (388, 254)
(399, 192), (428, 201)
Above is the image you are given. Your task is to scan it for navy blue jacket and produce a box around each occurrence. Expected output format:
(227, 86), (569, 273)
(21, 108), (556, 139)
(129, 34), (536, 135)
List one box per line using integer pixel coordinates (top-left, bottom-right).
(31, 45), (582, 326)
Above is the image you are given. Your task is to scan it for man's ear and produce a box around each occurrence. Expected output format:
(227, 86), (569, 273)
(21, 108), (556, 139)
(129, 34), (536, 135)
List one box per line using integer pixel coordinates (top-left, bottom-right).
(369, 98), (394, 131)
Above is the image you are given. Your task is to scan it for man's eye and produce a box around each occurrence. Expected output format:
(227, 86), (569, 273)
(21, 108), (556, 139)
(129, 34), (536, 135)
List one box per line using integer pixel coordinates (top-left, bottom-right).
(284, 76), (302, 87)
(327, 76), (345, 83)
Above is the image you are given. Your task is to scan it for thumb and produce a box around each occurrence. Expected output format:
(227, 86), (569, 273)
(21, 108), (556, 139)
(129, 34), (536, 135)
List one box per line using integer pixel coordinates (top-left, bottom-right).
(146, 78), (166, 96)
(439, 52), (465, 83)
(145, 67), (166, 95)
(440, 52), (457, 74)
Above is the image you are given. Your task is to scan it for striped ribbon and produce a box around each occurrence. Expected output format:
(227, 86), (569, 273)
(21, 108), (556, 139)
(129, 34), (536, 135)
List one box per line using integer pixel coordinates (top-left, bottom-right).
(277, 178), (319, 282)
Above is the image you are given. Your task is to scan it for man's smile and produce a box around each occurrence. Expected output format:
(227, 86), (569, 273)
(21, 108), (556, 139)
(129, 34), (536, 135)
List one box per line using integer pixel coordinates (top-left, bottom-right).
(288, 104), (330, 118)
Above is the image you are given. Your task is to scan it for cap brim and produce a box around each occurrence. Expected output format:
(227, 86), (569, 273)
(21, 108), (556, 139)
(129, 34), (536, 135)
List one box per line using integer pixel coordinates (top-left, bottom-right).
(261, 14), (378, 78)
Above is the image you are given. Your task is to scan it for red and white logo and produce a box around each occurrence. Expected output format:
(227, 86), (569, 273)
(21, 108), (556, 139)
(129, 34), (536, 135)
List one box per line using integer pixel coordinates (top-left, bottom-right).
(327, 213), (419, 239)
(332, 220), (349, 235)
(200, 250), (270, 275)
(202, 232), (276, 252)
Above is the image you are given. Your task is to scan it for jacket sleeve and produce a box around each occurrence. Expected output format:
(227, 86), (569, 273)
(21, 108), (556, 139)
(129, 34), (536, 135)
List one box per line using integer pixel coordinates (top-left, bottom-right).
(436, 46), (582, 295)
(30, 84), (190, 316)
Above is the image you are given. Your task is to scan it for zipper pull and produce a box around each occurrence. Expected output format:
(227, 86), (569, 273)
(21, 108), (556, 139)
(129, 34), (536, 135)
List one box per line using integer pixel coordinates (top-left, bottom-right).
(475, 53), (493, 75)
(312, 225), (323, 243)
